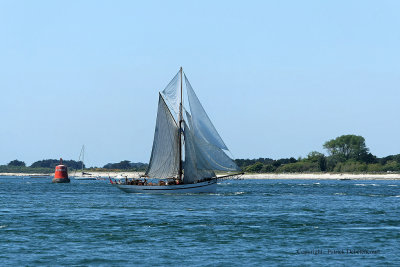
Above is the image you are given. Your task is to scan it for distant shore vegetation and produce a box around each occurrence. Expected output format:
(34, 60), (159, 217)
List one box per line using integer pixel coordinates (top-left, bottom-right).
(1, 135), (399, 174)
(237, 134), (400, 173)
(0, 159), (148, 174)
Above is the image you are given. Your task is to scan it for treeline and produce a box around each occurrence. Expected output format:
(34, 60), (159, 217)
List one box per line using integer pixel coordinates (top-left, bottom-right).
(0, 159), (148, 173)
(0, 159), (85, 174)
(2, 134), (399, 174)
(3, 159), (84, 169)
(102, 160), (148, 171)
(235, 134), (400, 173)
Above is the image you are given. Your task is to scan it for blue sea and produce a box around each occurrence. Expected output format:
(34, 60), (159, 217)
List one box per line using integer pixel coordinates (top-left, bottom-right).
(0, 176), (399, 266)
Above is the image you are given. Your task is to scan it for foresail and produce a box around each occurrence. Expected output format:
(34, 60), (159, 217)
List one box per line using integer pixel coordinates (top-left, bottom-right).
(184, 109), (194, 131)
(191, 128), (241, 172)
(183, 121), (215, 184)
(145, 94), (180, 179)
(185, 75), (228, 150)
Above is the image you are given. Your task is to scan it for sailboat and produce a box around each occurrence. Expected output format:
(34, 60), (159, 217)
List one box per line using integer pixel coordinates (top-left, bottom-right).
(114, 68), (242, 193)
(72, 145), (97, 180)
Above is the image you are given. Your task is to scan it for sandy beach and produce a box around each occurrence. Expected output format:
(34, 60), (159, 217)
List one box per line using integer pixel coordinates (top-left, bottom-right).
(2, 172), (400, 180)
(240, 173), (400, 180)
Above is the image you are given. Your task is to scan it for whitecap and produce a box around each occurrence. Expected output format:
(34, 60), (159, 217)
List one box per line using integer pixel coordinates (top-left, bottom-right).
(0, 225), (7, 229)
(342, 226), (400, 230)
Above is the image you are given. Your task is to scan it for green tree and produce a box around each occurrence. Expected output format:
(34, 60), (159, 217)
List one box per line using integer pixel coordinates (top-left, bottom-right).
(261, 164), (276, 173)
(8, 159), (26, 167)
(276, 162), (319, 173)
(323, 135), (369, 162)
(30, 159), (83, 169)
(306, 151), (327, 171)
(103, 160), (135, 170)
(245, 162), (263, 173)
(382, 160), (400, 172)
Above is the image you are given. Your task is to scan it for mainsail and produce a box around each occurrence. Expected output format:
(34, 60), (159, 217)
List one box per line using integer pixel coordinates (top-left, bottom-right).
(146, 69), (241, 183)
(145, 94), (180, 179)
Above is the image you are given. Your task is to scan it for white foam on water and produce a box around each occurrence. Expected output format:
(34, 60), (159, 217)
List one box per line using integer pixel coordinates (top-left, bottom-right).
(0, 225), (7, 229)
(342, 226), (400, 230)
(355, 183), (379, 186)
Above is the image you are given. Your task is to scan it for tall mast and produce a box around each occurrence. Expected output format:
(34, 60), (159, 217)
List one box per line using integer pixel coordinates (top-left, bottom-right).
(178, 67), (183, 180)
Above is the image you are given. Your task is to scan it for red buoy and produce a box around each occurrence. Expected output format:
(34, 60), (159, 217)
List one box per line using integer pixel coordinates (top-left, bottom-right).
(52, 158), (70, 183)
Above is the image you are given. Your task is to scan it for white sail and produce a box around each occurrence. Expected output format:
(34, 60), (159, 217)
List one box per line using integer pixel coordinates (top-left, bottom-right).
(192, 132), (240, 172)
(184, 109), (194, 131)
(161, 71), (180, 118)
(183, 121), (215, 184)
(145, 94), (180, 179)
(146, 69), (240, 183)
(115, 68), (241, 194)
(185, 75), (228, 150)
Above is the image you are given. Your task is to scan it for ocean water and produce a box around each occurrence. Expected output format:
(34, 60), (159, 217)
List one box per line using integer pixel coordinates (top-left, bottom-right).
(0, 177), (399, 266)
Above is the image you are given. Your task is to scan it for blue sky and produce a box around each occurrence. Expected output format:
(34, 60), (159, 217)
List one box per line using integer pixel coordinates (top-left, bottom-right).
(0, 0), (399, 167)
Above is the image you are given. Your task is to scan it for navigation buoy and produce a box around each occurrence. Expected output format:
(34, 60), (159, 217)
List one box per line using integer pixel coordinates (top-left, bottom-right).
(52, 158), (70, 183)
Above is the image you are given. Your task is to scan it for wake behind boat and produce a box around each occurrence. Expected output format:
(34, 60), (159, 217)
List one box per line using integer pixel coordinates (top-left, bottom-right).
(113, 68), (242, 193)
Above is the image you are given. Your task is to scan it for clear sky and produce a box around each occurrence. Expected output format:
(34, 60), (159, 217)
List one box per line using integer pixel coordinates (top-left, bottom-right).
(0, 0), (399, 167)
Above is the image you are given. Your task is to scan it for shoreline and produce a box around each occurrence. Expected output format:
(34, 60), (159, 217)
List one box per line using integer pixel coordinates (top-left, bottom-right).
(1, 172), (400, 180)
(240, 173), (400, 180)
